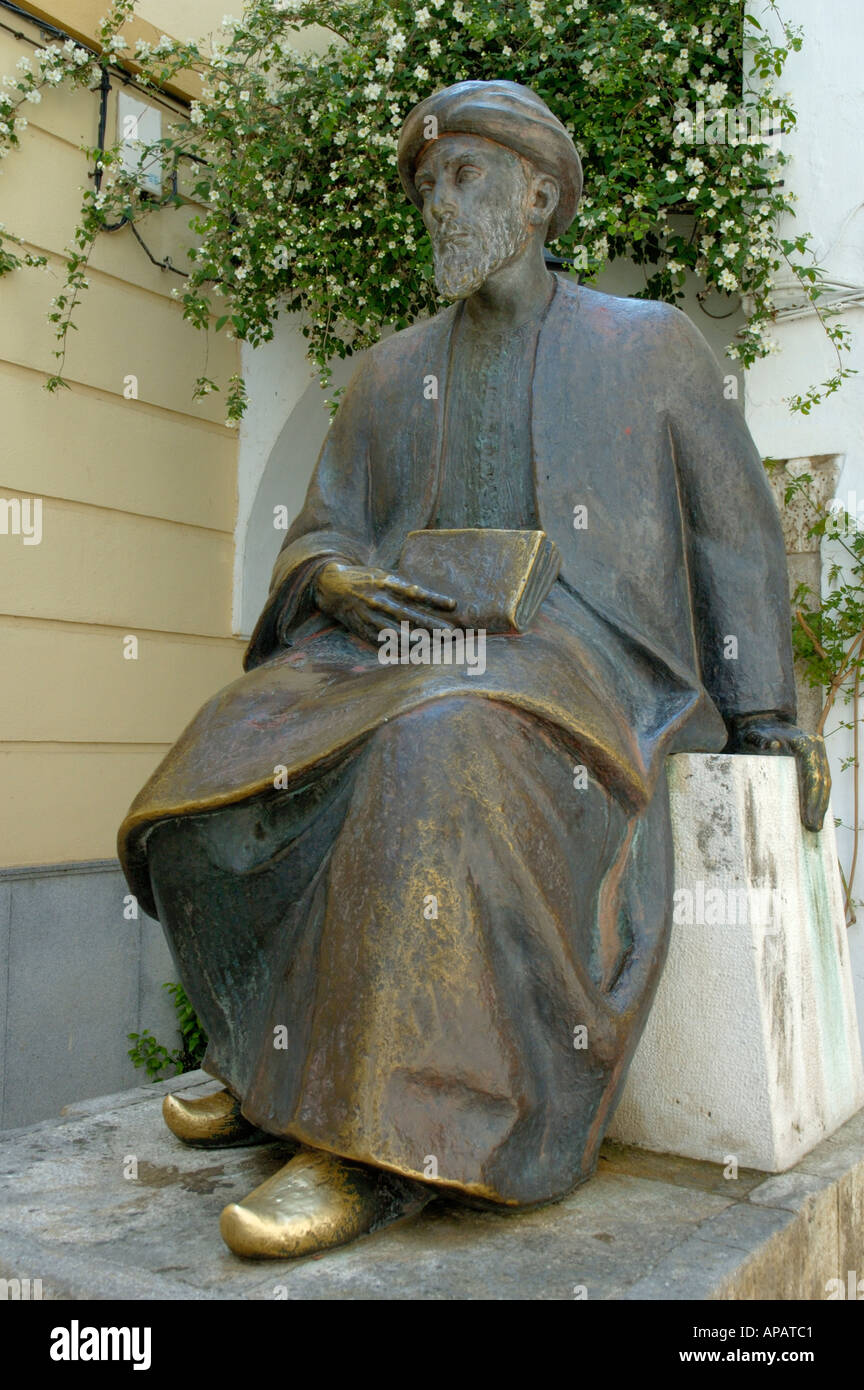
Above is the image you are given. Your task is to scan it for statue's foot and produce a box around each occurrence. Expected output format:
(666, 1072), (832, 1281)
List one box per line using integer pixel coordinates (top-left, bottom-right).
(162, 1088), (269, 1148)
(219, 1148), (431, 1259)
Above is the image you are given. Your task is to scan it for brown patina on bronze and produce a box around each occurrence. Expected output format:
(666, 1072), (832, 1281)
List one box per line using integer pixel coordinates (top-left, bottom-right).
(118, 80), (830, 1258)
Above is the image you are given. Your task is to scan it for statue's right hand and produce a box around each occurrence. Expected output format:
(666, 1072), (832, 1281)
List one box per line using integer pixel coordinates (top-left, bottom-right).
(314, 561), (457, 645)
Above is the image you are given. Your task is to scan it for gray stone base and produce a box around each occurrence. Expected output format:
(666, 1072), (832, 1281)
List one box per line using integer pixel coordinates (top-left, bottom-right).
(1, 1072), (861, 1301)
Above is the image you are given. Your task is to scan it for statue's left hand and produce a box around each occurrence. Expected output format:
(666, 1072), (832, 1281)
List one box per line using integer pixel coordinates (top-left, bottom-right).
(725, 713), (831, 833)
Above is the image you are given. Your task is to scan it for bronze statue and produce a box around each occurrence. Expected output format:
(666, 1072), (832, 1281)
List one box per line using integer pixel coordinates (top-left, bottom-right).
(118, 80), (830, 1260)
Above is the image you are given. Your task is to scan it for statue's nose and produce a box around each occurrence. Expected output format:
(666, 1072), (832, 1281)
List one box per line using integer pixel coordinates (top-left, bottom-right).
(428, 184), (457, 225)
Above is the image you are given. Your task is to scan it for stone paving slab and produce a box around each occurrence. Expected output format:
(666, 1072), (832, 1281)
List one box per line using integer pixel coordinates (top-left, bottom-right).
(0, 1073), (861, 1301)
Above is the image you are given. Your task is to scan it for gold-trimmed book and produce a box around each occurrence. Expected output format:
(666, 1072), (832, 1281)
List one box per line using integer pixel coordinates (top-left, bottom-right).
(397, 528), (561, 634)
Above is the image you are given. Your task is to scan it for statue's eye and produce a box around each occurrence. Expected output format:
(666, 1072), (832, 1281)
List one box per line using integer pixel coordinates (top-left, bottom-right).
(457, 166), (481, 184)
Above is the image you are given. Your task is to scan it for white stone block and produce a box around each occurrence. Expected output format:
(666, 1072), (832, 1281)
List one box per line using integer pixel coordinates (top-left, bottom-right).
(608, 753), (864, 1172)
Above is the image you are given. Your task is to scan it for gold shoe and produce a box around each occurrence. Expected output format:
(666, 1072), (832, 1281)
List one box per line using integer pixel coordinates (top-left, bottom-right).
(219, 1148), (430, 1259)
(162, 1088), (269, 1148)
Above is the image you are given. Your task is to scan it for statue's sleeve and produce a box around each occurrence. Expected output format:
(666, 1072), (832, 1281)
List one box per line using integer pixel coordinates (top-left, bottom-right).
(663, 309), (796, 723)
(243, 355), (377, 671)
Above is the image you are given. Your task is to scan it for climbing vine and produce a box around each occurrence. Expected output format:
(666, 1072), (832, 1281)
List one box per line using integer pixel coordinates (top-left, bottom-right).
(769, 465), (864, 921)
(0, 0), (851, 418)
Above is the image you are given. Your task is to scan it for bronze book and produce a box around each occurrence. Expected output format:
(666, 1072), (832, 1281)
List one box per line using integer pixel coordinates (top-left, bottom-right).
(397, 528), (561, 633)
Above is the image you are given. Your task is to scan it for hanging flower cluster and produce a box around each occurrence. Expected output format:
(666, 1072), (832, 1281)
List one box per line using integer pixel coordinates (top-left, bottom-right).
(0, 0), (851, 419)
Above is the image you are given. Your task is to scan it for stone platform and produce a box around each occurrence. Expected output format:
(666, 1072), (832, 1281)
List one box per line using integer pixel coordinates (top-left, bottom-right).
(1, 1072), (861, 1301)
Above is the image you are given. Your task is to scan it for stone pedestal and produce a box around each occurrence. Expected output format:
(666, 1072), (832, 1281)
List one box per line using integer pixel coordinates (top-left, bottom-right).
(608, 753), (864, 1172)
(1, 1071), (862, 1299)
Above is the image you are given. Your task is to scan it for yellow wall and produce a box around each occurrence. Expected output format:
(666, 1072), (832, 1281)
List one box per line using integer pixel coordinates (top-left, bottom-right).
(0, 3), (245, 866)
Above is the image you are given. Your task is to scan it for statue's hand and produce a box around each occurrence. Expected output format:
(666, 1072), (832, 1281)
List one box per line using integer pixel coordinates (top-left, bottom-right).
(725, 712), (831, 833)
(314, 561), (457, 645)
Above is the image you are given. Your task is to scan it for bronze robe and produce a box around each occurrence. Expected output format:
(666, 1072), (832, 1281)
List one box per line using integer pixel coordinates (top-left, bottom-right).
(118, 274), (795, 1206)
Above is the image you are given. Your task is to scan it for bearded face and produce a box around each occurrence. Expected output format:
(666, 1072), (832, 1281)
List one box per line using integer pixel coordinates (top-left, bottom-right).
(415, 136), (537, 300)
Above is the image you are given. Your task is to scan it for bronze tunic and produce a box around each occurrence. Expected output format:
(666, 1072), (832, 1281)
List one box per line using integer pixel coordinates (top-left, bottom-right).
(121, 276), (793, 1206)
(140, 296), (673, 1206)
(434, 301), (541, 531)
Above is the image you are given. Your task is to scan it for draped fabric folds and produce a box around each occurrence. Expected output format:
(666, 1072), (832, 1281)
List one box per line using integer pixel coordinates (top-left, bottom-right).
(118, 276), (795, 1205)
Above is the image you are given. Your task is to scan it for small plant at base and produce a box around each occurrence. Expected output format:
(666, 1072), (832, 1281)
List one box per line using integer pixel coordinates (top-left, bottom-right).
(127, 982), (208, 1081)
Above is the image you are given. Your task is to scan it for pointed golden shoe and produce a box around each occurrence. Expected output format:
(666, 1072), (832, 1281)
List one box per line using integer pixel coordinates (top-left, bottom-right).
(219, 1148), (430, 1259)
(162, 1087), (269, 1148)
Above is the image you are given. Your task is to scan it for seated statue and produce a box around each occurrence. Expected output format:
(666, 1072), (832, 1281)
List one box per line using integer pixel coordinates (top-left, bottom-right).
(118, 80), (830, 1260)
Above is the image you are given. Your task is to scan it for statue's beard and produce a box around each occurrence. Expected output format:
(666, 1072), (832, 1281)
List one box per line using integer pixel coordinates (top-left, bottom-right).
(431, 200), (531, 300)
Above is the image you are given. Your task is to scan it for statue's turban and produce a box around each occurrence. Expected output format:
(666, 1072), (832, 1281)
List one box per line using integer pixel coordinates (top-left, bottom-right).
(397, 79), (582, 241)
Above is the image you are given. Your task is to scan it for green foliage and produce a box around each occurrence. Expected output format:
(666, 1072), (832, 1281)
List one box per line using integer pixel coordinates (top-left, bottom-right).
(0, 0), (851, 419)
(127, 982), (208, 1082)
(776, 468), (864, 714)
(126, 1028), (179, 1081)
(764, 462), (864, 918)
